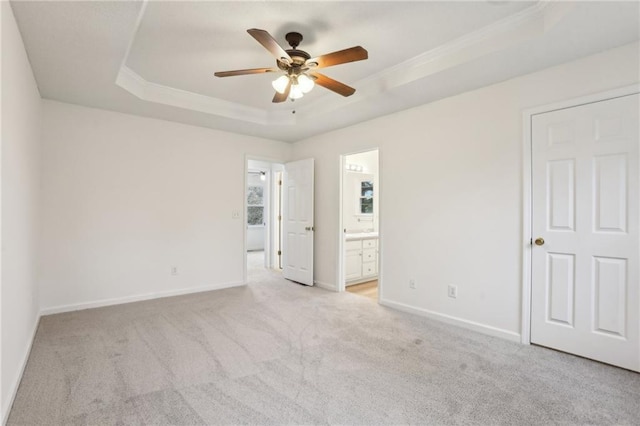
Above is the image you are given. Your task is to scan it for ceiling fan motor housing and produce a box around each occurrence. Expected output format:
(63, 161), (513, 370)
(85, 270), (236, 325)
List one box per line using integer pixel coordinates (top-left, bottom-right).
(281, 32), (311, 67)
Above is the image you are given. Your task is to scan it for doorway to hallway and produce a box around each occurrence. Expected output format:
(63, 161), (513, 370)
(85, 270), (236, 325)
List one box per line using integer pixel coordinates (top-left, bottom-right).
(245, 158), (284, 282)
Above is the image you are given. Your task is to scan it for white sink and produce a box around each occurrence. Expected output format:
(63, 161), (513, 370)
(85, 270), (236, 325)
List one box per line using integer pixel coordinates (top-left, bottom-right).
(345, 232), (378, 240)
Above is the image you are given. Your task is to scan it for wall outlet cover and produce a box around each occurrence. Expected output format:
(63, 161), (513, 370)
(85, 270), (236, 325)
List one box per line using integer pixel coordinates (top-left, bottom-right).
(447, 285), (457, 298)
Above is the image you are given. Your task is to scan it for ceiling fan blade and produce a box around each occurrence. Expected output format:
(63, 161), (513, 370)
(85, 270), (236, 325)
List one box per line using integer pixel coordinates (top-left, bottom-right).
(272, 80), (292, 103)
(310, 73), (356, 97)
(307, 46), (368, 69)
(214, 67), (278, 77)
(247, 29), (292, 64)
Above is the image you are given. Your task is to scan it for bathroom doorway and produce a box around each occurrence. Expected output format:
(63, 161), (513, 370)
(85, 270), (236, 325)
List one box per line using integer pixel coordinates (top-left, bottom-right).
(339, 149), (380, 301)
(245, 158), (284, 282)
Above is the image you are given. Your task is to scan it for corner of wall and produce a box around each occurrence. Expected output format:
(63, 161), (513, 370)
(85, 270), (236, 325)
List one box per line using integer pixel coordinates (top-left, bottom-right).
(1, 1), (45, 421)
(1, 316), (40, 426)
(314, 280), (339, 292)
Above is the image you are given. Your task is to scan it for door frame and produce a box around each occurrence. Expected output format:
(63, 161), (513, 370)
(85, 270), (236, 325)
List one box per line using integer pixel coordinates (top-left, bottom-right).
(520, 84), (640, 345)
(337, 148), (382, 302)
(243, 155), (285, 284)
(272, 168), (284, 270)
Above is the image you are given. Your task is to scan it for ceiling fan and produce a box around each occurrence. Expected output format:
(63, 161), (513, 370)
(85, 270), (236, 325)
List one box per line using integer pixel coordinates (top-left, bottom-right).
(214, 29), (368, 103)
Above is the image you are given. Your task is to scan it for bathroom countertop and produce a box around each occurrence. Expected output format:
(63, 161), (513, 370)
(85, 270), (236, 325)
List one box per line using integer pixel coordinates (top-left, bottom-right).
(345, 232), (379, 241)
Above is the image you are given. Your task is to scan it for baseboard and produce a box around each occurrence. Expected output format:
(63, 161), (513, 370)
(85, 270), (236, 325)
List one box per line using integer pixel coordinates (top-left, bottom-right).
(2, 313), (41, 426)
(40, 281), (246, 316)
(314, 280), (338, 292)
(379, 298), (521, 343)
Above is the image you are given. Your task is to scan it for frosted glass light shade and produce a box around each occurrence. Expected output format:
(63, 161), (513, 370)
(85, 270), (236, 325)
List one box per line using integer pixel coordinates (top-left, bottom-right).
(271, 75), (290, 94)
(289, 84), (304, 100)
(297, 74), (315, 93)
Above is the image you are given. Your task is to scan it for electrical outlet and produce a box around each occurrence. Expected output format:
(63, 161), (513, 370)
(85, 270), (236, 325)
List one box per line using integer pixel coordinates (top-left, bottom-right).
(447, 285), (457, 298)
(171, 266), (178, 276)
(232, 210), (240, 219)
(409, 279), (416, 289)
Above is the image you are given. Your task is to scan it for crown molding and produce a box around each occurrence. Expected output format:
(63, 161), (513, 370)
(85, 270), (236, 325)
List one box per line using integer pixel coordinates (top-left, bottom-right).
(116, 65), (297, 125)
(114, 0), (295, 126)
(294, 1), (572, 117)
(114, 1), (571, 126)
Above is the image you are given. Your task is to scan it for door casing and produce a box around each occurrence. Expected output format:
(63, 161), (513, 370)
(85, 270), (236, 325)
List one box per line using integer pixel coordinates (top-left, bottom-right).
(521, 84), (640, 345)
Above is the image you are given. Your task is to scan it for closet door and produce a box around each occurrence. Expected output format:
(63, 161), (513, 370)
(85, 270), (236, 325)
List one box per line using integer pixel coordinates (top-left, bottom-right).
(530, 94), (639, 371)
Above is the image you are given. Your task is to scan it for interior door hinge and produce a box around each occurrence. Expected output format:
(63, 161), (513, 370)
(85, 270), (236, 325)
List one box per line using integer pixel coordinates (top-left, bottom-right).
(530, 238), (533, 245)
(278, 180), (282, 186)
(278, 250), (282, 256)
(278, 215), (282, 221)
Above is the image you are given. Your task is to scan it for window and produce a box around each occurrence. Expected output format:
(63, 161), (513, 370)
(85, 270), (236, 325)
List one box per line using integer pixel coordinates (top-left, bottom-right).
(247, 185), (264, 226)
(360, 180), (373, 214)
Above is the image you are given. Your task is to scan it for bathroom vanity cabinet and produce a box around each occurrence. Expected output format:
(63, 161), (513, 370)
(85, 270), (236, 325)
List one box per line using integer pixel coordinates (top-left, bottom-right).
(345, 235), (378, 285)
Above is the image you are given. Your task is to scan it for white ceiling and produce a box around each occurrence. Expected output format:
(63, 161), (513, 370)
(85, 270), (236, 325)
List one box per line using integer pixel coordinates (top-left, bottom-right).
(126, 1), (533, 109)
(10, 1), (640, 142)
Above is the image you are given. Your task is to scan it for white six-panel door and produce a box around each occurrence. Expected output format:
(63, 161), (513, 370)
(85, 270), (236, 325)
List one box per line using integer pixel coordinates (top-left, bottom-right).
(282, 158), (314, 286)
(531, 93), (639, 371)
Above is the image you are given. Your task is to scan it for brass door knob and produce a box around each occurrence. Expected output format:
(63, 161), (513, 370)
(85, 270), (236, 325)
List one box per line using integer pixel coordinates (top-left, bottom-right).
(534, 237), (545, 246)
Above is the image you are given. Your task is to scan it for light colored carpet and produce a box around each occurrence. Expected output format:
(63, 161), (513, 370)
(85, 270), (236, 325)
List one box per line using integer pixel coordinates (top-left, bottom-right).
(8, 267), (640, 425)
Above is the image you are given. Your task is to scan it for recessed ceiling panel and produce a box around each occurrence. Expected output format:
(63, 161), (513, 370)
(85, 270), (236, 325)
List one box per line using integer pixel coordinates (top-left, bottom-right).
(125, 1), (535, 109)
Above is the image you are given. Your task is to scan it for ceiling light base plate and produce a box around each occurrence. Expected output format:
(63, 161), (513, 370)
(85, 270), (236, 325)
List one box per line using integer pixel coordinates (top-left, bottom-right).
(285, 32), (304, 49)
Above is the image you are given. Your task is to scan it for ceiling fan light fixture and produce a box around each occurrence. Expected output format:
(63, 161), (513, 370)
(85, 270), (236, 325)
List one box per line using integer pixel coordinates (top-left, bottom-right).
(216, 29), (368, 103)
(272, 75), (290, 94)
(289, 84), (304, 100)
(297, 74), (315, 93)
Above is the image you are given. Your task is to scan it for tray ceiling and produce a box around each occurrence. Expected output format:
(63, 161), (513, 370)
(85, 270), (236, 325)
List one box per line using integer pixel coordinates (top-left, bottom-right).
(10, 1), (640, 142)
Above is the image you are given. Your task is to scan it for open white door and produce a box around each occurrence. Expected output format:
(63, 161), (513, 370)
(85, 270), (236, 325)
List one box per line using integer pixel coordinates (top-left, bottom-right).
(531, 93), (639, 371)
(282, 158), (314, 285)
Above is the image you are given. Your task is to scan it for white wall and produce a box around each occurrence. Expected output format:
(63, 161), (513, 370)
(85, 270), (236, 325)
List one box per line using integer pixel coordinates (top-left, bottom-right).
(1, 2), (42, 420)
(346, 150), (378, 175)
(246, 228), (264, 251)
(39, 100), (290, 312)
(292, 42), (640, 339)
